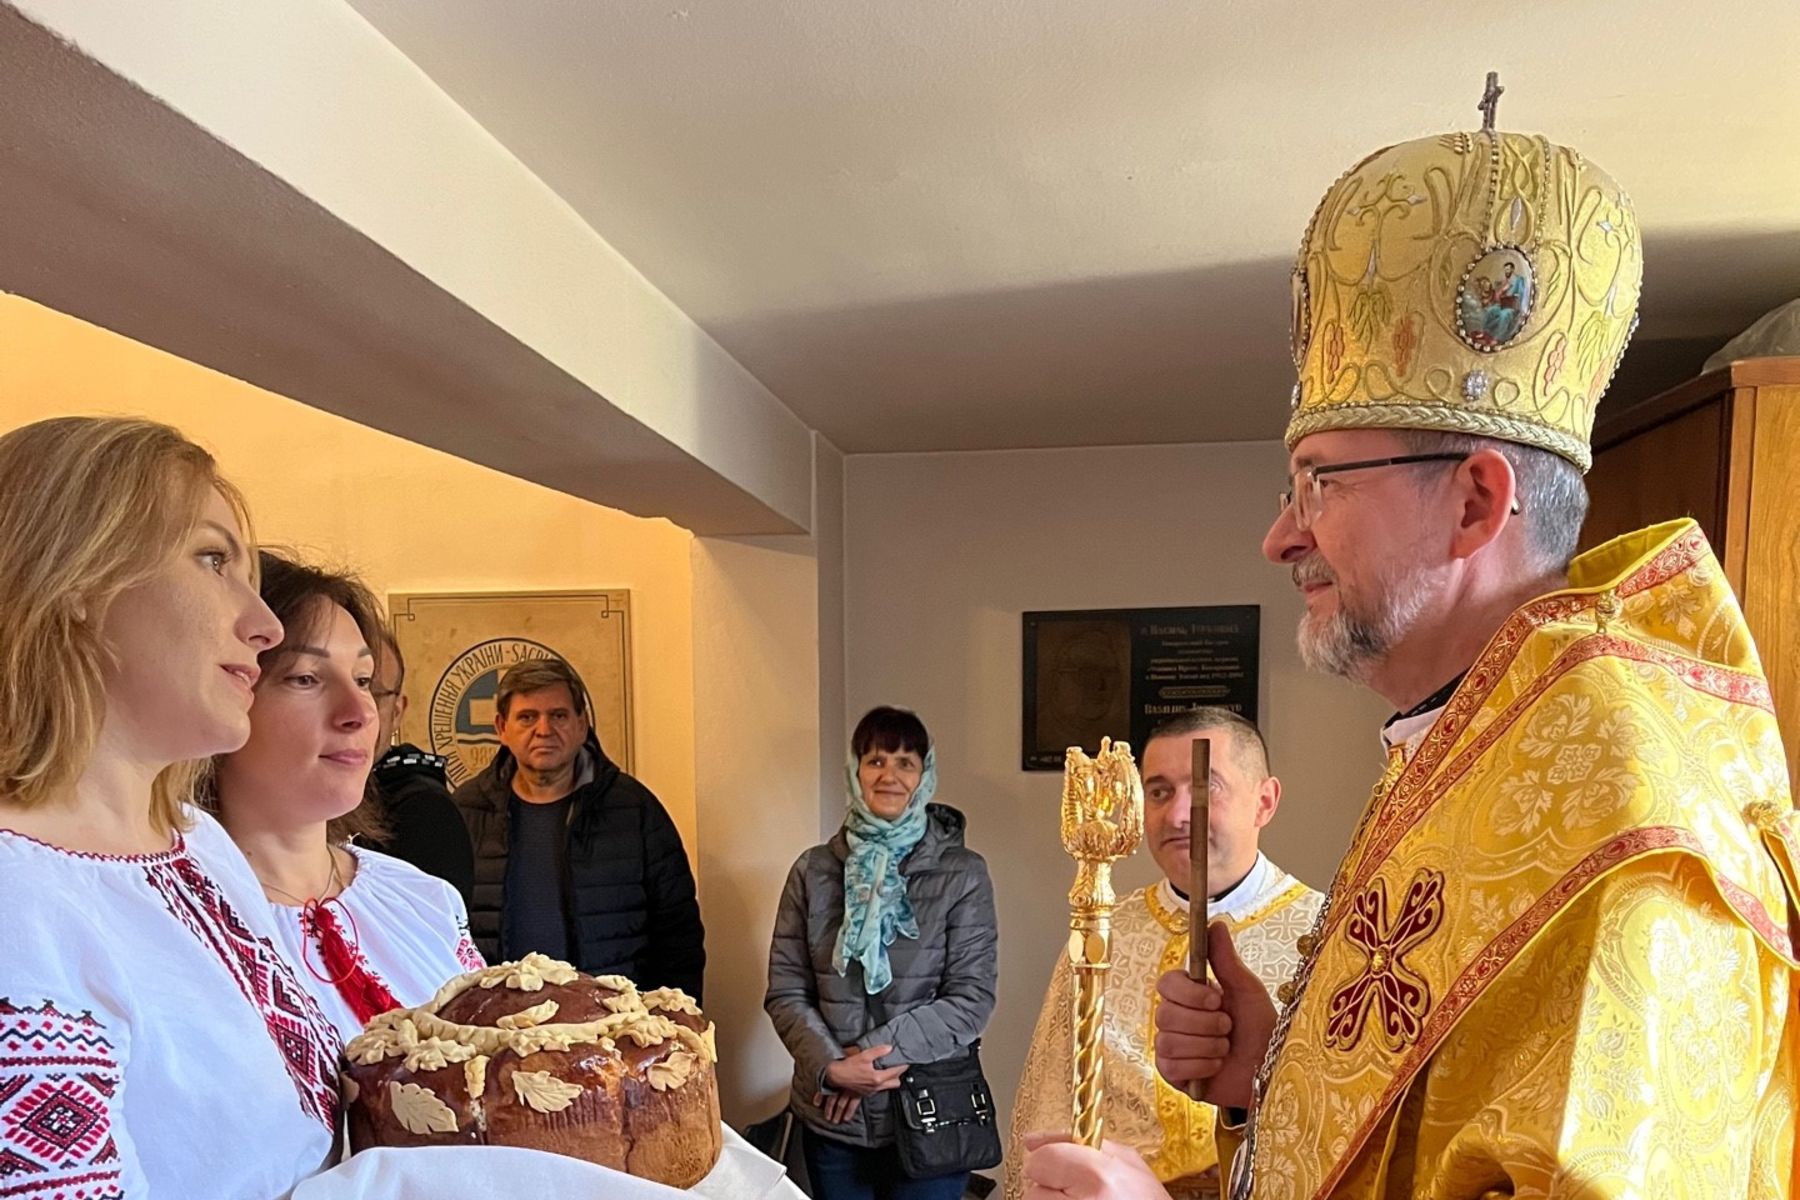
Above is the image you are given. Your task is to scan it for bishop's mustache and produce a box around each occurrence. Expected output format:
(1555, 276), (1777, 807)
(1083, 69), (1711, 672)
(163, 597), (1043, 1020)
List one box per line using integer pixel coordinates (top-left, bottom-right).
(1293, 557), (1337, 589)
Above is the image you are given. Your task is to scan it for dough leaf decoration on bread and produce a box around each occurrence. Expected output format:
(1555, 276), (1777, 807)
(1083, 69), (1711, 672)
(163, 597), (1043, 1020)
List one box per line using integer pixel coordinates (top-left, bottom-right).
(495, 1000), (560, 1030)
(389, 1081), (459, 1135)
(344, 958), (724, 1189)
(646, 1048), (700, 1093)
(513, 1069), (585, 1113)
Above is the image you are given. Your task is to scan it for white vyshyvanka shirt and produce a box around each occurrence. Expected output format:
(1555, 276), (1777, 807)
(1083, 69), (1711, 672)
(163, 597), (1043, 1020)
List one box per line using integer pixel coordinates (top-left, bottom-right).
(265, 846), (484, 1044)
(0, 810), (341, 1199)
(0, 814), (806, 1200)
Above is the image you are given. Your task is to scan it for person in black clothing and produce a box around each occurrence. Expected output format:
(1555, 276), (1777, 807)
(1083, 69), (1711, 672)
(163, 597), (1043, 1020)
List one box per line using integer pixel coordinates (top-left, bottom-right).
(365, 630), (475, 903)
(451, 657), (705, 1001)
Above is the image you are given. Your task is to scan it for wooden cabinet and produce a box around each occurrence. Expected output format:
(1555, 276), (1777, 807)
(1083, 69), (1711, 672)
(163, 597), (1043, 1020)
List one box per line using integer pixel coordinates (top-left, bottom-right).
(1583, 357), (1800, 788)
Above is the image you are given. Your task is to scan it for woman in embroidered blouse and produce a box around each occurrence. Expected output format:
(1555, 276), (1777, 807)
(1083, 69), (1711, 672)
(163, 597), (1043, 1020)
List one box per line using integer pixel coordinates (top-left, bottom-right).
(0, 417), (345, 1198)
(0, 417), (788, 1200)
(210, 551), (482, 1042)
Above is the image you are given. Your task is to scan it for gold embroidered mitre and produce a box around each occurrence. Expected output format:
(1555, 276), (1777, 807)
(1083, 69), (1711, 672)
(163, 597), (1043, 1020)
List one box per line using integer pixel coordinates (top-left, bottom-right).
(1285, 129), (1643, 471)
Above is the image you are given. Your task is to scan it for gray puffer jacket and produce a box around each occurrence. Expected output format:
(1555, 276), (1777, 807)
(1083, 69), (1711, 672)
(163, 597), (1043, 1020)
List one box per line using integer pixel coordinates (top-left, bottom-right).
(764, 803), (998, 1147)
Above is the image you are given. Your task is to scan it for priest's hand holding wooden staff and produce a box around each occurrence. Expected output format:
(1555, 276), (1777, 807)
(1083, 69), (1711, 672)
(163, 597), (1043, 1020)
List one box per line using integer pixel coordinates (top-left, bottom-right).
(1022, 736), (1277, 1200)
(1153, 924), (1278, 1110)
(1021, 931), (1278, 1200)
(1152, 733), (1280, 1114)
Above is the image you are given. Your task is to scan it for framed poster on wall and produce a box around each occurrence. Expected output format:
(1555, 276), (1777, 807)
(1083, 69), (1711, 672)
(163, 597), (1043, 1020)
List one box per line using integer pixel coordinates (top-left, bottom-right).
(388, 589), (633, 788)
(1021, 604), (1259, 770)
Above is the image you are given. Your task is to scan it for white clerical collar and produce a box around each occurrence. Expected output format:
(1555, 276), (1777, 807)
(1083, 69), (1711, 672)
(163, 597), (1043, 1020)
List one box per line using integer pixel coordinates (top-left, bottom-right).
(1156, 852), (1272, 924)
(1382, 703), (1447, 759)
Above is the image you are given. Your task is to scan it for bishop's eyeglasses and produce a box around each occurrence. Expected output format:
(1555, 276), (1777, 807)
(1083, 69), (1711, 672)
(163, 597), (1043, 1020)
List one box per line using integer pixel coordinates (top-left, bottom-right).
(1277, 453), (1471, 532)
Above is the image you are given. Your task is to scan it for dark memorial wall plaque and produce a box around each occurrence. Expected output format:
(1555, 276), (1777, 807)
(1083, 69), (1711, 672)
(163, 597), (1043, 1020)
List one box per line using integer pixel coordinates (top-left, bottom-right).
(1021, 605), (1259, 770)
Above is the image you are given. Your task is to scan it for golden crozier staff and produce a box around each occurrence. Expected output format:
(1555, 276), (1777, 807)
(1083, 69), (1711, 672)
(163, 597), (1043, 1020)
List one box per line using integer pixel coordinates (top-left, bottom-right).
(1059, 737), (1144, 1147)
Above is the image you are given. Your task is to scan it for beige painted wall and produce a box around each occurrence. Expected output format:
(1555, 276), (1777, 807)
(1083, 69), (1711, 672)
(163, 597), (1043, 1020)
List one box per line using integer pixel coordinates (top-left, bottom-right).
(814, 438), (849, 843)
(691, 534), (827, 1125)
(0, 295), (700, 846)
(843, 442), (1391, 1150)
(690, 434), (852, 1126)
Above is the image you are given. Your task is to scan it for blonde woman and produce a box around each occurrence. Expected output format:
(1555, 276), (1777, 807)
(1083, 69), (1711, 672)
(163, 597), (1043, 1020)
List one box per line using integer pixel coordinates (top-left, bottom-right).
(0, 417), (343, 1198)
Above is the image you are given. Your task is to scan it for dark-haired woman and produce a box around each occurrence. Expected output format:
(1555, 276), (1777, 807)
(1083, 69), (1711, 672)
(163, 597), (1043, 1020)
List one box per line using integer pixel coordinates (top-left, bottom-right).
(213, 551), (481, 1042)
(765, 706), (998, 1200)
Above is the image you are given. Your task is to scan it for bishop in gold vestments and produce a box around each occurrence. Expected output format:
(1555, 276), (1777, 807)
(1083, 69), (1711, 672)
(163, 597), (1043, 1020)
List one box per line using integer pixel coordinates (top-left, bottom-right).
(1007, 711), (1322, 1200)
(1230, 518), (1799, 1198)
(1021, 112), (1799, 1200)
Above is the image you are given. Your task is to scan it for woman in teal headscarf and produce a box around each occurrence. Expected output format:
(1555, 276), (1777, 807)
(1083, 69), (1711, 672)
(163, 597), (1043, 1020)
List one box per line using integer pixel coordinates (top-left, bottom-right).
(766, 706), (999, 1200)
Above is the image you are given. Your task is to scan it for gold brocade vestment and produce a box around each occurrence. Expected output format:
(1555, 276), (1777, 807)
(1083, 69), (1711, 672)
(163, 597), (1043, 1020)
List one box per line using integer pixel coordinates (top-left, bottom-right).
(1006, 863), (1322, 1200)
(1223, 520), (1800, 1199)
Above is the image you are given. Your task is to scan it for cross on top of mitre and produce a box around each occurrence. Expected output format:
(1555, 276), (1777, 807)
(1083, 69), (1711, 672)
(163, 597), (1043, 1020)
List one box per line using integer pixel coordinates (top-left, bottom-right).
(1478, 71), (1505, 132)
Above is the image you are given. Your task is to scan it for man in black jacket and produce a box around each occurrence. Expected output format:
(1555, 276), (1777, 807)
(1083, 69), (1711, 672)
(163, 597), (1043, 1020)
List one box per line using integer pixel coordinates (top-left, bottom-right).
(368, 631), (475, 903)
(451, 657), (705, 1001)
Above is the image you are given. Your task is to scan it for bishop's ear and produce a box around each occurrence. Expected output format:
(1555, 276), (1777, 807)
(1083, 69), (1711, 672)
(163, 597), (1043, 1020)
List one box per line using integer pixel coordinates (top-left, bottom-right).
(1450, 447), (1518, 558)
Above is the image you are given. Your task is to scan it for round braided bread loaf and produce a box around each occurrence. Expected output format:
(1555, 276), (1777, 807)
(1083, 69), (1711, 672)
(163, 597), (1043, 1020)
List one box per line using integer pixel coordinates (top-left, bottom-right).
(342, 954), (722, 1188)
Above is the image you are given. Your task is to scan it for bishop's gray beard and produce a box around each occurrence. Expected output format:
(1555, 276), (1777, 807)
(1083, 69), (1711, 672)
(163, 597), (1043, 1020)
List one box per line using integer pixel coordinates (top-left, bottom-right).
(1294, 556), (1438, 681)
(1298, 605), (1384, 680)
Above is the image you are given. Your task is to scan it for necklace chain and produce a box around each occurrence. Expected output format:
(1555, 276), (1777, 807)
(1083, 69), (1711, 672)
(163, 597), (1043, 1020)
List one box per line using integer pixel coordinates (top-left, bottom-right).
(258, 847), (345, 907)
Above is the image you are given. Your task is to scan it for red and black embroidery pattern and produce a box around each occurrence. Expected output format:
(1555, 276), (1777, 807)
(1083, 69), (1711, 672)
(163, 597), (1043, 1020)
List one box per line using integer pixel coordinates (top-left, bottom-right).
(144, 856), (339, 1130)
(0, 1000), (124, 1199)
(453, 919), (485, 973)
(1323, 868), (1445, 1052)
(1308, 828), (1699, 1200)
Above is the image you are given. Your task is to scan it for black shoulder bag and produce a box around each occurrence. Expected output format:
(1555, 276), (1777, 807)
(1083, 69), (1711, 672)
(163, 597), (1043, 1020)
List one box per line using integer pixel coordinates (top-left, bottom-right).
(892, 1040), (1003, 1178)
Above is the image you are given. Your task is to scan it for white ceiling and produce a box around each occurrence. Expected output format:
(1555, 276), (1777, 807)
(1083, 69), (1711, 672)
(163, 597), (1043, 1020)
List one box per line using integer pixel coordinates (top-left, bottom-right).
(346, 0), (1800, 453)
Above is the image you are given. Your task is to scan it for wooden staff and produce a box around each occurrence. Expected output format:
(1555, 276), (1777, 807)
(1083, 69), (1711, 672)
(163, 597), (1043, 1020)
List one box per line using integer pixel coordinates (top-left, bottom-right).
(1188, 736), (1211, 981)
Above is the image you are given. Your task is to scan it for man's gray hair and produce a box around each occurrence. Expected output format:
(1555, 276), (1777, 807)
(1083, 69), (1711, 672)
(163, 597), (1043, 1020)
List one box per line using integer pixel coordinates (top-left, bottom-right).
(1394, 429), (1589, 571)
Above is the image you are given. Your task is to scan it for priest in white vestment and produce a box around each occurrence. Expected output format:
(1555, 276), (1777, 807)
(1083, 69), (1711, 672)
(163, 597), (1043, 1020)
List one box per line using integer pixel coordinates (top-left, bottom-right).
(1004, 708), (1322, 1200)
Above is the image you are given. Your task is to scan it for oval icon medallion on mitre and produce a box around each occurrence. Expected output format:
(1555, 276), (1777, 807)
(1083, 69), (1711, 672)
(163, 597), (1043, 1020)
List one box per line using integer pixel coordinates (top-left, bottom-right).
(1455, 246), (1535, 352)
